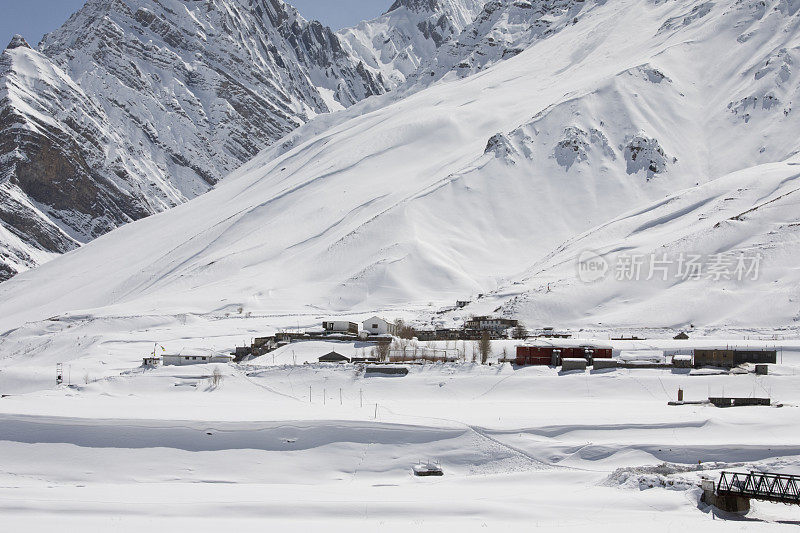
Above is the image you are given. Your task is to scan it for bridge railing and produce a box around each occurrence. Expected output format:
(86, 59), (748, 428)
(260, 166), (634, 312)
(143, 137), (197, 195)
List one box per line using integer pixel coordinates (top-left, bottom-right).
(718, 471), (800, 505)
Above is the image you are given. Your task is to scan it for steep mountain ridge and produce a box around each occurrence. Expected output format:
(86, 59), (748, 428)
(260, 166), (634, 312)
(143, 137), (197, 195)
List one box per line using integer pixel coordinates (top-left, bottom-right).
(0, 36), (145, 280)
(338, 0), (487, 88)
(0, 0), (389, 281)
(409, 0), (591, 86)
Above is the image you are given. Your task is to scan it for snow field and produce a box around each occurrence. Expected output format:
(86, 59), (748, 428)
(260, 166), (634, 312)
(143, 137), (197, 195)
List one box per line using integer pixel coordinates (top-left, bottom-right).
(1, 330), (799, 529)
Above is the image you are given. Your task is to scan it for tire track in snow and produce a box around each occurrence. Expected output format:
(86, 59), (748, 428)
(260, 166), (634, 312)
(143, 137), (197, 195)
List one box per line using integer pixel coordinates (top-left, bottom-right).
(375, 404), (553, 471)
(466, 425), (551, 470)
(237, 366), (303, 402)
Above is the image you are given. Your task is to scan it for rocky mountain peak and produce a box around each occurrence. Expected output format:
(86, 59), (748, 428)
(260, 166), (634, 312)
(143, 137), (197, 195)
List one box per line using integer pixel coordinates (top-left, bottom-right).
(388, 0), (441, 12)
(5, 34), (31, 50)
(408, 0), (588, 86)
(339, 0), (487, 88)
(387, 0), (488, 25)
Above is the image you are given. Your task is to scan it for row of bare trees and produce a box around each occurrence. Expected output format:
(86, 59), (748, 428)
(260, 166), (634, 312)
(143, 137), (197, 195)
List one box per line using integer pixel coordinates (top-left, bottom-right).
(398, 318), (527, 341)
(357, 332), (504, 364)
(354, 318), (527, 364)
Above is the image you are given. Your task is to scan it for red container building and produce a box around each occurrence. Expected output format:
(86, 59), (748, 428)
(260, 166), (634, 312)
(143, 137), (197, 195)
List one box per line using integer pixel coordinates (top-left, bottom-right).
(516, 346), (556, 366)
(516, 345), (612, 366)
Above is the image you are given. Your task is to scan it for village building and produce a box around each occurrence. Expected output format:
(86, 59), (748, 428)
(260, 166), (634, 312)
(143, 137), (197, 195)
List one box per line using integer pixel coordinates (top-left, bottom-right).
(412, 329), (436, 341)
(322, 321), (359, 335)
(516, 344), (613, 366)
(163, 351), (234, 366)
(361, 316), (397, 336)
(561, 358), (588, 371)
(318, 351), (350, 363)
(465, 316), (519, 335)
(351, 355), (381, 363)
(693, 348), (776, 368)
(535, 327), (572, 338)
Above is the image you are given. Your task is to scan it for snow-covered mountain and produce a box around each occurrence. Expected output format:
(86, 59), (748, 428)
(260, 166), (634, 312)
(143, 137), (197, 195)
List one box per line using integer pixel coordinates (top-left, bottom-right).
(3, 0), (800, 333)
(0, 0), (388, 281)
(338, 0), (487, 88)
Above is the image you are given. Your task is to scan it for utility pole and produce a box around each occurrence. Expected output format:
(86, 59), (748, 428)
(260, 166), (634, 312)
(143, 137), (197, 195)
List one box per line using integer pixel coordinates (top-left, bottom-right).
(309, 385), (312, 403)
(339, 388), (342, 405)
(374, 403), (378, 419)
(323, 389), (327, 405)
(360, 389), (363, 408)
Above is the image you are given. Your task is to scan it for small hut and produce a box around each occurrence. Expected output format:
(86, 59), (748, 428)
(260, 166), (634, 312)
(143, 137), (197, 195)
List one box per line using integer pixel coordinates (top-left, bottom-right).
(318, 351), (350, 363)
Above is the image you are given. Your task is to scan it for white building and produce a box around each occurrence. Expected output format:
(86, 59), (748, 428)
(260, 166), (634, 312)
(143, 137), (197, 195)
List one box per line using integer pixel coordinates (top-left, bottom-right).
(361, 316), (397, 336)
(322, 321), (359, 334)
(163, 350), (234, 366)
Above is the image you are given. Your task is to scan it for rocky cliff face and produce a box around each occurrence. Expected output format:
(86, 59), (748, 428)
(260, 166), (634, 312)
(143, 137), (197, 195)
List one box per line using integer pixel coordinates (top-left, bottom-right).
(409, 0), (589, 86)
(0, 35), (144, 280)
(0, 0), (388, 281)
(338, 0), (487, 88)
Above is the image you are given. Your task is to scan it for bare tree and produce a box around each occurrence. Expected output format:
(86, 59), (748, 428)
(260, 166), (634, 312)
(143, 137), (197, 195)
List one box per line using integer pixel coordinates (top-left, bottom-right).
(393, 319), (416, 339)
(479, 332), (492, 364)
(512, 323), (529, 340)
(376, 342), (390, 361)
(400, 339), (410, 358)
(210, 367), (223, 388)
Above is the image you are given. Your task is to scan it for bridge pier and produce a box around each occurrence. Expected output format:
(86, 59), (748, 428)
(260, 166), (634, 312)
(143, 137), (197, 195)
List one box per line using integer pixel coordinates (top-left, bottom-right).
(702, 488), (751, 513)
(701, 477), (751, 514)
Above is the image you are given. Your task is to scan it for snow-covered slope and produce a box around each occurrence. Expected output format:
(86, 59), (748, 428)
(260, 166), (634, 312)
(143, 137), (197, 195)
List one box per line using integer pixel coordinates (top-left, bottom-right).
(0, 0), (387, 281)
(338, 0), (487, 88)
(464, 160), (800, 327)
(2, 0), (800, 331)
